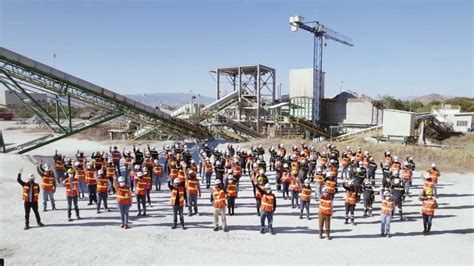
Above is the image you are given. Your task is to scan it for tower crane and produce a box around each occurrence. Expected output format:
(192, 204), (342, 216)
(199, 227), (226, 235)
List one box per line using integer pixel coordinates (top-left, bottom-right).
(289, 15), (354, 126)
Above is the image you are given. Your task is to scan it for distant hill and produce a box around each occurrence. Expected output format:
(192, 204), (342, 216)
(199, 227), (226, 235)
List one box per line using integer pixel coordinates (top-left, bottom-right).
(124, 92), (215, 108)
(403, 93), (454, 104)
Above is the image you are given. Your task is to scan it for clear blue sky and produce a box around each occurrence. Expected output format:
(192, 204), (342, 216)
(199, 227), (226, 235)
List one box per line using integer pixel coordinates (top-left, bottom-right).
(1, 0), (472, 99)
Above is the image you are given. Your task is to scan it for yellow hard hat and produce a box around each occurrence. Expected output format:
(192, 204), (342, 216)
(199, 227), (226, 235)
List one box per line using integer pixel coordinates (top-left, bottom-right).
(67, 168), (75, 174)
(425, 189), (433, 196)
(143, 167), (148, 172)
(257, 176), (264, 182)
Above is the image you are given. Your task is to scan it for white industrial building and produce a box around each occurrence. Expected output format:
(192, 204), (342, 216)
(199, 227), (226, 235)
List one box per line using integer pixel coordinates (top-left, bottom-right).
(0, 90), (48, 107)
(382, 109), (415, 139)
(433, 104), (474, 132)
(289, 68), (325, 123)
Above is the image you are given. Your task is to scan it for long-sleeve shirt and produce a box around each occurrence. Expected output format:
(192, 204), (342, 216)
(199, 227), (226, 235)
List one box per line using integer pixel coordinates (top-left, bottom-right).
(17, 173), (38, 202)
(168, 182), (187, 206)
(255, 185), (277, 212)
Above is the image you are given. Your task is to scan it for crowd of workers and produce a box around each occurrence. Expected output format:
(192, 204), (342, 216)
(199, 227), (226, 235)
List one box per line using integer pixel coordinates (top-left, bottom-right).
(18, 142), (441, 238)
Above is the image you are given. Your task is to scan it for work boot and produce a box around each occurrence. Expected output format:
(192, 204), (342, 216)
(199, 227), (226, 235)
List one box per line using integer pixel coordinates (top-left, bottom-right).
(223, 227), (229, 232)
(319, 233), (323, 239)
(299, 215), (303, 219)
(345, 218), (349, 224)
(369, 210), (373, 217)
(427, 223), (432, 232)
(143, 211), (147, 216)
(214, 227), (219, 232)
(68, 217), (73, 222)
(43, 208), (47, 212)
(24, 224), (30, 230)
(260, 228), (265, 234)
(124, 224), (130, 229)
(97, 210), (101, 214)
(380, 233), (385, 237)
(120, 224), (124, 228)
(181, 224), (186, 230)
(87, 202), (93, 206)
(326, 235), (331, 240)
(386, 234), (391, 238)
(52, 205), (56, 211)
(269, 227), (274, 235)
(137, 212), (141, 216)
(351, 218), (356, 225)
(307, 215), (310, 220)
(171, 224), (177, 229)
(38, 222), (45, 227)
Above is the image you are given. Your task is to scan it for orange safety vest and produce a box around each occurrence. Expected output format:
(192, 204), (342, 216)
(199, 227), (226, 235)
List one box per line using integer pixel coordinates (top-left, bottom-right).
(423, 179), (434, 192)
(289, 178), (301, 192)
(85, 170), (97, 185)
(54, 159), (64, 171)
(255, 184), (264, 199)
(363, 158), (369, 168)
(143, 174), (152, 189)
(421, 198), (436, 216)
(145, 157), (153, 169)
(325, 179), (336, 194)
(428, 169), (440, 183)
(402, 168), (412, 181)
(261, 194), (275, 212)
(303, 149), (310, 158)
(186, 178), (199, 195)
(212, 188), (226, 208)
(384, 156), (392, 165)
(291, 161), (299, 175)
(281, 171), (290, 183)
(97, 178), (109, 193)
(232, 164), (242, 177)
(64, 178), (79, 197)
(111, 150), (121, 162)
(327, 166), (338, 177)
(315, 173), (324, 184)
(381, 200), (394, 215)
(22, 183), (40, 201)
(153, 165), (163, 177)
(125, 157), (133, 167)
(95, 158), (103, 168)
(41, 172), (55, 191)
(77, 156), (86, 164)
(205, 163), (213, 174)
(135, 179), (147, 196)
(106, 166), (116, 178)
(300, 187), (312, 202)
(170, 186), (185, 206)
(170, 168), (179, 179)
(76, 169), (86, 182)
(177, 170), (186, 183)
(227, 181), (237, 198)
(116, 186), (132, 205)
(390, 162), (401, 172)
(345, 191), (356, 204)
(319, 196), (333, 215)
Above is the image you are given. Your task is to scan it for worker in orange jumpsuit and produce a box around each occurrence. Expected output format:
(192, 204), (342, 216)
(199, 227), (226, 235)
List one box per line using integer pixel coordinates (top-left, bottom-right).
(211, 179), (228, 232)
(420, 189), (438, 234)
(256, 183), (276, 234)
(17, 169), (44, 230)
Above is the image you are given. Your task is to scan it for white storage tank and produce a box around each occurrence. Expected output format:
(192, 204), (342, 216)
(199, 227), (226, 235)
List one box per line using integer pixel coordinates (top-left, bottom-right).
(382, 109), (415, 137)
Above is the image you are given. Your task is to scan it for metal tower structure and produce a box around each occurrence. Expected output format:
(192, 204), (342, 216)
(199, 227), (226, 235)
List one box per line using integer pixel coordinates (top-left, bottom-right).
(289, 16), (353, 125)
(212, 65), (275, 133)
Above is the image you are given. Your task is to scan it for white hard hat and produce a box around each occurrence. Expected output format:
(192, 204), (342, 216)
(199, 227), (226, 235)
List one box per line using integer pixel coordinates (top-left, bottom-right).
(215, 179), (221, 185)
(74, 161), (80, 167)
(393, 178), (400, 185)
(154, 159), (159, 164)
(216, 161), (221, 165)
(137, 172), (144, 177)
(134, 165), (140, 170)
(98, 169), (104, 175)
(404, 161), (409, 166)
(283, 163), (289, 168)
(43, 163), (50, 170)
(108, 158), (113, 163)
(383, 191), (391, 198)
(304, 179), (311, 185)
(117, 176), (126, 183)
(28, 174), (35, 181)
(259, 169), (264, 174)
(227, 169), (233, 174)
(431, 163), (436, 168)
(191, 159), (195, 164)
(173, 178), (180, 185)
(325, 172), (332, 177)
(321, 186), (329, 193)
(264, 183), (271, 190)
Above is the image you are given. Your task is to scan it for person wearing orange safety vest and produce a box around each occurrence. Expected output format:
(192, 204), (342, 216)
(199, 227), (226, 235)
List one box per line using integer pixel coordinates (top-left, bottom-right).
(169, 178), (187, 229)
(17, 169), (44, 230)
(36, 162), (57, 211)
(232, 159), (242, 187)
(211, 179), (228, 232)
(299, 179), (312, 220)
(85, 162), (97, 206)
(289, 173), (301, 209)
(343, 179), (357, 225)
(53, 150), (65, 182)
(114, 176), (132, 229)
(75, 150), (87, 165)
(105, 159), (116, 195)
(426, 163), (440, 197)
(380, 191), (394, 237)
(226, 175), (238, 215)
(319, 186), (333, 240)
(142, 167), (152, 207)
(74, 161), (87, 199)
(256, 183), (276, 234)
(323, 172), (338, 199)
(186, 170), (201, 216)
(422, 173), (436, 199)
(419, 189), (438, 234)
(96, 169), (110, 213)
(254, 176), (266, 216)
(91, 151), (104, 171)
(281, 163), (291, 200)
(109, 146), (122, 176)
(401, 161), (413, 200)
(135, 172), (147, 216)
(204, 159), (213, 189)
(153, 159), (164, 191)
(123, 150), (134, 181)
(62, 168), (80, 222)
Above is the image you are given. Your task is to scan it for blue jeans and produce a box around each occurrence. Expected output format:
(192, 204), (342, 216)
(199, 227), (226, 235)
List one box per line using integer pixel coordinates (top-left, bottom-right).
(300, 200), (310, 216)
(402, 180), (411, 195)
(205, 173), (212, 188)
(78, 180), (88, 194)
(55, 170), (64, 183)
(260, 211), (273, 231)
(380, 213), (392, 235)
(291, 191), (299, 207)
(173, 205), (184, 225)
(42, 190), (55, 210)
(118, 204), (130, 224)
(188, 193), (198, 214)
(66, 196), (79, 218)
